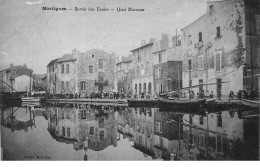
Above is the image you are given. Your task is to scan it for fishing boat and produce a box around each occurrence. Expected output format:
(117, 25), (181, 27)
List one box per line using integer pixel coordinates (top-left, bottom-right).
(158, 98), (206, 108)
(127, 99), (159, 107)
(241, 99), (260, 108)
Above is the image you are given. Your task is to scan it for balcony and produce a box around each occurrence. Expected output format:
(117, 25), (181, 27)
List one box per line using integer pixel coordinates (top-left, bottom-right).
(195, 41), (203, 48)
(95, 80), (108, 85)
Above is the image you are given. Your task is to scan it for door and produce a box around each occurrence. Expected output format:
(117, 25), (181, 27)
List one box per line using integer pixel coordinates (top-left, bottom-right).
(216, 78), (222, 94)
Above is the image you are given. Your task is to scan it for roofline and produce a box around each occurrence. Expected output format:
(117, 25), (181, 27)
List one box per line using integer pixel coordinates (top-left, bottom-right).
(130, 42), (153, 52)
(57, 58), (76, 63)
(181, 14), (206, 31)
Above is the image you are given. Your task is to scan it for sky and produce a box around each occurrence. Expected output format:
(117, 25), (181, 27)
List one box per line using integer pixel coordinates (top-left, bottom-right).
(0, 0), (208, 74)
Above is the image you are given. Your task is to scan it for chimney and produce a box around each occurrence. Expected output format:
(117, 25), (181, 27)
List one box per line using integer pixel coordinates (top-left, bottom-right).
(10, 63), (13, 67)
(23, 63), (27, 68)
(141, 40), (146, 46)
(150, 38), (156, 43)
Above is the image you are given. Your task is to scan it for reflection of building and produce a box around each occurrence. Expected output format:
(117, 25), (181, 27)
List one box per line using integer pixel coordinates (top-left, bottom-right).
(153, 112), (183, 160)
(47, 103), (118, 154)
(0, 64), (33, 92)
(182, 110), (244, 160)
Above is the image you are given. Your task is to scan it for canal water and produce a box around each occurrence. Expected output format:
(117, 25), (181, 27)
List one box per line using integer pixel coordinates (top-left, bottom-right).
(1, 102), (259, 160)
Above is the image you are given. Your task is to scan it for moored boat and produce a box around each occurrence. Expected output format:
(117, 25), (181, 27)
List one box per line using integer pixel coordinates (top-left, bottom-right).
(127, 99), (159, 107)
(241, 99), (260, 108)
(158, 98), (206, 108)
(21, 97), (42, 102)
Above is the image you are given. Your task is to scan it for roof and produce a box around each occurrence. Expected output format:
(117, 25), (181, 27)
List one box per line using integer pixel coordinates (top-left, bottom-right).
(34, 74), (47, 79)
(130, 42), (153, 52)
(57, 54), (76, 63)
(152, 49), (166, 54)
(47, 58), (59, 67)
(181, 14), (206, 31)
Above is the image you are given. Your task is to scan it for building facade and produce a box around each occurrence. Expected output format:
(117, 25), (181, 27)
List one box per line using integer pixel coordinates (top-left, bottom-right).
(153, 34), (183, 94)
(33, 74), (47, 91)
(116, 55), (134, 94)
(0, 64), (33, 93)
(181, 0), (254, 97)
(76, 49), (116, 93)
(47, 49), (116, 94)
(130, 39), (155, 97)
(47, 59), (59, 94)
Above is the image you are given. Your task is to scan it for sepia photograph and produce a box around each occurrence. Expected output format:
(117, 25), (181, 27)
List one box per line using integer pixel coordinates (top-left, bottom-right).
(0, 0), (259, 161)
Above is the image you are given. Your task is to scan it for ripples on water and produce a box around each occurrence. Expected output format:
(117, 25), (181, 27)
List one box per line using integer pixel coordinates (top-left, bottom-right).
(1, 102), (259, 160)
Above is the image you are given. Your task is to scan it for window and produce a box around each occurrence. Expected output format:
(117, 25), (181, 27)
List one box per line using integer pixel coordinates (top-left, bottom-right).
(159, 53), (162, 63)
(90, 127), (94, 135)
(135, 84), (137, 93)
(199, 116), (204, 125)
(66, 81), (70, 90)
(155, 68), (158, 79)
(137, 50), (140, 61)
(188, 35), (192, 46)
(148, 83), (151, 93)
(198, 56), (203, 70)
(217, 114), (222, 127)
(81, 110), (86, 119)
(199, 134), (205, 148)
(62, 127), (65, 136)
(158, 68), (162, 78)
(139, 83), (142, 94)
(215, 51), (222, 71)
(61, 81), (64, 90)
(143, 83), (146, 93)
(209, 5), (213, 14)
(61, 64), (64, 73)
(198, 32), (202, 42)
(92, 54), (94, 58)
(100, 131), (104, 141)
(67, 128), (70, 137)
(99, 59), (103, 69)
(89, 65), (93, 73)
(177, 40), (181, 46)
(256, 15), (260, 34)
(66, 64), (69, 73)
(217, 135), (222, 152)
(80, 81), (86, 90)
(216, 26), (221, 37)
(188, 59), (192, 71)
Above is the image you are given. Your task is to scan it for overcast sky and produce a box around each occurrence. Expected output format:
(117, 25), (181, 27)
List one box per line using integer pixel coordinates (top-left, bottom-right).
(0, 0), (208, 73)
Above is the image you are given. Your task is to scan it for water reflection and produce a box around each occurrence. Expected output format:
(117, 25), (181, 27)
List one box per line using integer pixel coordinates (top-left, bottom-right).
(1, 102), (259, 160)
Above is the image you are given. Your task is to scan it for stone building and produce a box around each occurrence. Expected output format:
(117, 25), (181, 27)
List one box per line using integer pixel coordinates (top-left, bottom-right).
(76, 49), (116, 93)
(33, 74), (47, 91)
(181, 0), (260, 97)
(130, 39), (155, 97)
(152, 34), (183, 94)
(57, 51), (77, 94)
(116, 55), (134, 94)
(0, 64), (33, 93)
(46, 58), (59, 94)
(47, 49), (116, 94)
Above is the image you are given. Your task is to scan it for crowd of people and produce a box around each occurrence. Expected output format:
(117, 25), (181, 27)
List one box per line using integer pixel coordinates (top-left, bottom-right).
(46, 88), (258, 101)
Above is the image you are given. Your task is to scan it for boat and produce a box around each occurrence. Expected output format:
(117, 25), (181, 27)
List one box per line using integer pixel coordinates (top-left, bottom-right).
(241, 99), (260, 108)
(158, 98), (206, 108)
(21, 97), (42, 102)
(127, 99), (159, 107)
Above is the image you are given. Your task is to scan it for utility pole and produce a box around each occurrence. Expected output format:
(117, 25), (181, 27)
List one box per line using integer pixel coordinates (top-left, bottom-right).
(178, 64), (180, 99)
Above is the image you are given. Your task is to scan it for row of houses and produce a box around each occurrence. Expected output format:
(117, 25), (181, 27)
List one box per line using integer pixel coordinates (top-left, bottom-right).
(117, 0), (260, 98)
